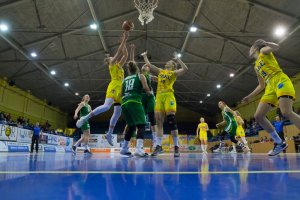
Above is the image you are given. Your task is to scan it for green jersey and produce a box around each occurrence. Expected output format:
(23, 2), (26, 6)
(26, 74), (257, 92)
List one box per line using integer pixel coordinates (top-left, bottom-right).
(222, 109), (236, 126)
(80, 103), (90, 117)
(122, 74), (144, 104)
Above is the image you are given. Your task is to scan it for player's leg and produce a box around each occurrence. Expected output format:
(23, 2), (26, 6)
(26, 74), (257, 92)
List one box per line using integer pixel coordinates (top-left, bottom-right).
(121, 125), (135, 156)
(152, 95), (164, 156)
(148, 95), (157, 147)
(83, 129), (91, 153)
(72, 132), (84, 153)
(165, 93), (179, 157)
(35, 136), (39, 153)
(134, 124), (147, 157)
(279, 97), (300, 130)
(76, 98), (114, 128)
(106, 104), (122, 146)
(255, 102), (287, 155)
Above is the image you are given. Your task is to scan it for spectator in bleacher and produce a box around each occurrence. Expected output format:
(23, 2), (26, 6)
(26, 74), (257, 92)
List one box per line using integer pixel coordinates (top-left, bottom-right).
(31, 122), (42, 153)
(0, 112), (6, 124)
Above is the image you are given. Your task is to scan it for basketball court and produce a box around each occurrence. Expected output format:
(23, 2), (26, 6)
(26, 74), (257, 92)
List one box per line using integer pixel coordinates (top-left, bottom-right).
(0, 0), (300, 199)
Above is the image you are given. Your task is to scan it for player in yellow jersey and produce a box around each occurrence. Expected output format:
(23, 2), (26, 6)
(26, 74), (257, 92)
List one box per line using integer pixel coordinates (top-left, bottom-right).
(196, 117), (209, 153)
(230, 111), (249, 153)
(243, 39), (300, 156)
(142, 51), (188, 157)
(76, 32), (129, 145)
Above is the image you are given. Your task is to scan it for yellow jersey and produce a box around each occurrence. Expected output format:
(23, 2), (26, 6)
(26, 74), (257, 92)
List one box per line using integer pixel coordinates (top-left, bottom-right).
(109, 63), (124, 82)
(157, 69), (176, 93)
(198, 123), (208, 133)
(254, 52), (282, 81)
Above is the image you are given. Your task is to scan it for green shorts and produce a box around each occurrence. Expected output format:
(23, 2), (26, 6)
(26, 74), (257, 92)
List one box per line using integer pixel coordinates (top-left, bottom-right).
(141, 93), (155, 113)
(122, 101), (146, 126)
(225, 121), (237, 137)
(81, 122), (90, 131)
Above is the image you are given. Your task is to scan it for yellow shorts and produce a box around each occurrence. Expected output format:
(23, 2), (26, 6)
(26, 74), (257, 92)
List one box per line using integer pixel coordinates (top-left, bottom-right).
(106, 81), (122, 104)
(236, 127), (245, 137)
(261, 72), (295, 106)
(155, 92), (176, 113)
(199, 132), (207, 140)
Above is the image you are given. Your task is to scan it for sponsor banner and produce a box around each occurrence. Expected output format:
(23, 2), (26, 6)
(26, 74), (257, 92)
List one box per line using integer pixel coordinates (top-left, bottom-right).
(17, 128), (33, 143)
(39, 134), (48, 144)
(65, 137), (73, 152)
(38, 144), (44, 152)
(88, 134), (101, 148)
(178, 134), (188, 151)
(90, 148), (110, 153)
(187, 135), (201, 151)
(7, 142), (29, 152)
(98, 134), (118, 148)
(0, 141), (8, 152)
(162, 135), (170, 152)
(56, 146), (65, 152)
(0, 124), (18, 141)
(44, 145), (56, 152)
(46, 133), (59, 145)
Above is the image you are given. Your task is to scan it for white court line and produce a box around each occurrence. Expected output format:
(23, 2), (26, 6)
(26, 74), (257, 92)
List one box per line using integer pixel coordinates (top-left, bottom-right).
(0, 170), (300, 174)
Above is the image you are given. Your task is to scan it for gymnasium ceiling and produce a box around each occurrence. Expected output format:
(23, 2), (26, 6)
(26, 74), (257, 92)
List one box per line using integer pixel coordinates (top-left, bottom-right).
(0, 0), (300, 116)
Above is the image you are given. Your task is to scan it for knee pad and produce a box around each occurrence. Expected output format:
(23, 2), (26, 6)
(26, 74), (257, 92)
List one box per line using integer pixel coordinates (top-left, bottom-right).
(166, 114), (178, 131)
(136, 124), (145, 139)
(125, 125), (136, 141)
(148, 112), (156, 125)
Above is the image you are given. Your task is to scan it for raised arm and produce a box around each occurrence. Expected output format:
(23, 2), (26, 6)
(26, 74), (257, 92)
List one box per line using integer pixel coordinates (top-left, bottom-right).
(141, 51), (160, 74)
(111, 32), (129, 64)
(173, 53), (188, 77)
(260, 42), (279, 55)
(151, 75), (158, 82)
(118, 44), (128, 67)
(242, 70), (265, 103)
(139, 74), (151, 95)
(74, 102), (84, 119)
(129, 44), (135, 62)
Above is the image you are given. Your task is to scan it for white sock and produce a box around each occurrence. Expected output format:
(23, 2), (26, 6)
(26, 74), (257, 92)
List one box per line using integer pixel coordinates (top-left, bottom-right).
(137, 139), (143, 149)
(173, 136), (179, 147)
(241, 137), (247, 145)
(232, 144), (236, 151)
(122, 140), (129, 149)
(270, 131), (282, 144)
(204, 145), (207, 151)
(152, 132), (157, 145)
(201, 144), (204, 151)
(156, 137), (162, 146)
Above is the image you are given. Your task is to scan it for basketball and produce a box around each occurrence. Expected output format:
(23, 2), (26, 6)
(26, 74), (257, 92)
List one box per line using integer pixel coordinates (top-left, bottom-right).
(122, 20), (134, 31)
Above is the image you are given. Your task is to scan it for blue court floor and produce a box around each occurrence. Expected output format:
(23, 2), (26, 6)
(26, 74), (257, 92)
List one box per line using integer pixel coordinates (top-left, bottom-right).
(0, 152), (299, 200)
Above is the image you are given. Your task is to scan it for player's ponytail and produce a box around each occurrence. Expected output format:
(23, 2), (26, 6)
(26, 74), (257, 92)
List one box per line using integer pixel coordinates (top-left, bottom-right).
(127, 61), (138, 74)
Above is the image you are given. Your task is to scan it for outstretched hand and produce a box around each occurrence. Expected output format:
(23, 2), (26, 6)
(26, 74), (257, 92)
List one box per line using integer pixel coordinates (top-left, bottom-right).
(141, 51), (147, 57)
(129, 44), (136, 49)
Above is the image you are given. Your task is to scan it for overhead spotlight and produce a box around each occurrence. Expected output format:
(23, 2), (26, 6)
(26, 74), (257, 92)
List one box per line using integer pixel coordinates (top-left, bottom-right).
(177, 53), (182, 58)
(216, 84), (221, 88)
(199, 100), (203, 104)
(90, 23), (98, 30)
(64, 82), (69, 87)
(0, 23), (8, 32)
(190, 26), (197, 32)
(75, 92), (79, 96)
(274, 26), (287, 38)
(50, 70), (56, 75)
(207, 93), (210, 97)
(30, 52), (37, 58)
(229, 73), (235, 77)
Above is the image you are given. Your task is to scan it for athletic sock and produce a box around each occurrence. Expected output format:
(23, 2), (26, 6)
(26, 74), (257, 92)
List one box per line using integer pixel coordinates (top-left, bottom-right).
(241, 137), (248, 145)
(232, 144), (236, 151)
(270, 131), (282, 144)
(152, 132), (157, 145)
(156, 137), (162, 146)
(136, 139), (144, 149)
(201, 144), (204, 151)
(173, 136), (179, 147)
(204, 145), (207, 151)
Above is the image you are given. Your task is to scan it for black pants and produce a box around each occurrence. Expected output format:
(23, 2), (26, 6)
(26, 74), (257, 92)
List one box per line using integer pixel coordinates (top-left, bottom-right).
(31, 135), (39, 153)
(278, 131), (285, 141)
